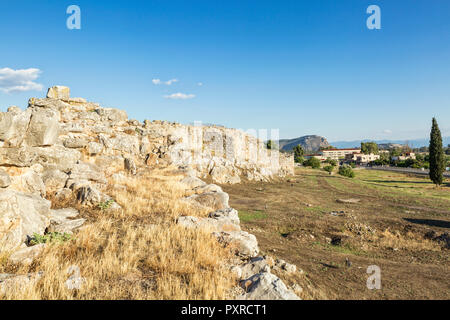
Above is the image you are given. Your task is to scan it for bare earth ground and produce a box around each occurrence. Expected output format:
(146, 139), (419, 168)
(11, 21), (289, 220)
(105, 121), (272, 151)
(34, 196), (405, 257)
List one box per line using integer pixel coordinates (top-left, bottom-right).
(222, 167), (450, 300)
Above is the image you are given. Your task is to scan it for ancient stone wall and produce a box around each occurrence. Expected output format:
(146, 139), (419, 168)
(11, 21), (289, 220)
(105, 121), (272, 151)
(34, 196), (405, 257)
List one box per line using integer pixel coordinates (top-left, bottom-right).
(0, 86), (299, 299)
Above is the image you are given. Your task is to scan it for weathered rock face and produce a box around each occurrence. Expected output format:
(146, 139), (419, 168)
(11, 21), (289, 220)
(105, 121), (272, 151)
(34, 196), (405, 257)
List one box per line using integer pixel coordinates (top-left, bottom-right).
(0, 190), (51, 251)
(2, 85), (293, 185)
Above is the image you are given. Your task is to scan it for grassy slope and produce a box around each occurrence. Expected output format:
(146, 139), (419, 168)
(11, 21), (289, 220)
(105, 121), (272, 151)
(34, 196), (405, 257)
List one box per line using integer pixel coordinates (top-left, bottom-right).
(0, 167), (236, 300)
(222, 168), (450, 300)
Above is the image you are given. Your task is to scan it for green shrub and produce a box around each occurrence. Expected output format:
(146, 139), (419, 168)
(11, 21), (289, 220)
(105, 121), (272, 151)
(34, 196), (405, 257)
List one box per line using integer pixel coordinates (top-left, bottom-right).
(304, 157), (321, 169)
(98, 199), (115, 210)
(323, 165), (334, 174)
(338, 165), (355, 178)
(325, 158), (337, 167)
(29, 232), (72, 246)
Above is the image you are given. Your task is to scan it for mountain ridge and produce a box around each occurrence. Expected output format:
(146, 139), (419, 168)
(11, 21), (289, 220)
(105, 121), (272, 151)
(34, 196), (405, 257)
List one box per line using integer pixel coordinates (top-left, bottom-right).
(330, 137), (450, 149)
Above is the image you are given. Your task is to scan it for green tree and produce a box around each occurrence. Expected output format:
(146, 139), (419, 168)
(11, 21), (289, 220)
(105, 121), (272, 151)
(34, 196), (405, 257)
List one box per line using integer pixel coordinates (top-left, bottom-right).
(325, 158), (337, 166)
(266, 140), (273, 150)
(361, 142), (379, 155)
(293, 145), (304, 163)
(338, 165), (355, 178)
(305, 157), (321, 169)
(429, 118), (445, 186)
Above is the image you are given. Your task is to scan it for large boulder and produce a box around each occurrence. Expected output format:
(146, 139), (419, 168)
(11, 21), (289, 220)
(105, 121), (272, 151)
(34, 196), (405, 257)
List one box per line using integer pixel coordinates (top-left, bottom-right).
(99, 133), (139, 154)
(95, 108), (128, 123)
(238, 272), (300, 300)
(210, 165), (241, 184)
(28, 98), (71, 112)
(0, 107), (31, 147)
(0, 147), (38, 167)
(67, 162), (106, 185)
(0, 146), (80, 172)
(24, 108), (60, 147)
(186, 191), (230, 211)
(177, 215), (240, 233)
(42, 169), (69, 193)
(208, 208), (240, 225)
(47, 86), (70, 100)
(0, 190), (51, 251)
(63, 135), (89, 149)
(8, 166), (46, 196)
(213, 231), (259, 257)
(180, 176), (206, 189)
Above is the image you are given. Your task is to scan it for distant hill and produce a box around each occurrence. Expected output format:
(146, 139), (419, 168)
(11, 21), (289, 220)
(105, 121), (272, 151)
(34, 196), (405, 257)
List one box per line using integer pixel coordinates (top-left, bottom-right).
(279, 135), (330, 152)
(330, 137), (450, 149)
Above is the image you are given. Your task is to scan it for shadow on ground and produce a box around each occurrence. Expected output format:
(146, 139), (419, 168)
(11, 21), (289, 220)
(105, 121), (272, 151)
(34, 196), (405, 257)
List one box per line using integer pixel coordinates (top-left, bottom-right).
(403, 218), (450, 229)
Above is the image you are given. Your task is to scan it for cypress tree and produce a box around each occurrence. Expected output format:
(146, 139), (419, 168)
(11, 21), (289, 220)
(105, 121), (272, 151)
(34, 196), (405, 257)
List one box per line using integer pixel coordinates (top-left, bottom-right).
(429, 118), (445, 186)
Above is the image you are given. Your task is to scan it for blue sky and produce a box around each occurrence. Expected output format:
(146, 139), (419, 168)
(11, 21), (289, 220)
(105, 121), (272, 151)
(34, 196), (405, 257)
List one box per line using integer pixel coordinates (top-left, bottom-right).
(0, 0), (449, 141)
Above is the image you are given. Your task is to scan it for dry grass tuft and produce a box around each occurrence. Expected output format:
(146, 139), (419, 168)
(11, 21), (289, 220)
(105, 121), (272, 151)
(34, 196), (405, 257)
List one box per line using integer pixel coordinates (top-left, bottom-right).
(372, 229), (442, 252)
(1, 167), (236, 300)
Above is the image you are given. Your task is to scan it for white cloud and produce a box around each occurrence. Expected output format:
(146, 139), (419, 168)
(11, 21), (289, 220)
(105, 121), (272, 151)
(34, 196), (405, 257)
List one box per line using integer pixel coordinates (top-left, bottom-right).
(164, 92), (196, 100)
(152, 78), (179, 86)
(165, 79), (178, 85)
(197, 82), (203, 86)
(383, 129), (392, 134)
(0, 68), (43, 93)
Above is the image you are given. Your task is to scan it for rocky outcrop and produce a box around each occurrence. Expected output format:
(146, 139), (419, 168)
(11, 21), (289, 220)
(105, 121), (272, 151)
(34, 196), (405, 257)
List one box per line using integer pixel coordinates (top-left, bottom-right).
(0, 86), (297, 300)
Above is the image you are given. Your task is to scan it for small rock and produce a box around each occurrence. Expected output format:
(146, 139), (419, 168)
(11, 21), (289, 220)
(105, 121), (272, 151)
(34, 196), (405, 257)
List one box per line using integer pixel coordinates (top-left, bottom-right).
(0, 168), (11, 188)
(124, 158), (137, 175)
(9, 244), (46, 265)
(180, 176), (206, 189)
(49, 218), (86, 235)
(337, 198), (360, 204)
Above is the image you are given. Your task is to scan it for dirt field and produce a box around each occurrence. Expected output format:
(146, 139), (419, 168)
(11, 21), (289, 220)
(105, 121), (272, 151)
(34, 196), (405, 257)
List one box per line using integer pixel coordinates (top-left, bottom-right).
(222, 167), (450, 300)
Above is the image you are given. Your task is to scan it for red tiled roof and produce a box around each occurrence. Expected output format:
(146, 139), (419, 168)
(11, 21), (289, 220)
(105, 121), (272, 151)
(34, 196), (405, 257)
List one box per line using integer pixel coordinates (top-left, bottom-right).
(321, 148), (361, 152)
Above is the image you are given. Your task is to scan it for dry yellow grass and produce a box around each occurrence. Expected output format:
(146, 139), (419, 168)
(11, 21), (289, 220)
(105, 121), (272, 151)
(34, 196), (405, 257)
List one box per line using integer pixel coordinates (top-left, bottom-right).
(0, 167), (236, 300)
(372, 229), (442, 252)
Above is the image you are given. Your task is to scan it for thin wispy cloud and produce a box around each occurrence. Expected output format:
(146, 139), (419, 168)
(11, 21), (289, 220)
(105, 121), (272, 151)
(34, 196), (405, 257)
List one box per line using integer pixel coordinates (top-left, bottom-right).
(0, 67), (43, 93)
(383, 129), (392, 134)
(197, 82), (203, 86)
(164, 93), (196, 100)
(152, 78), (179, 86)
